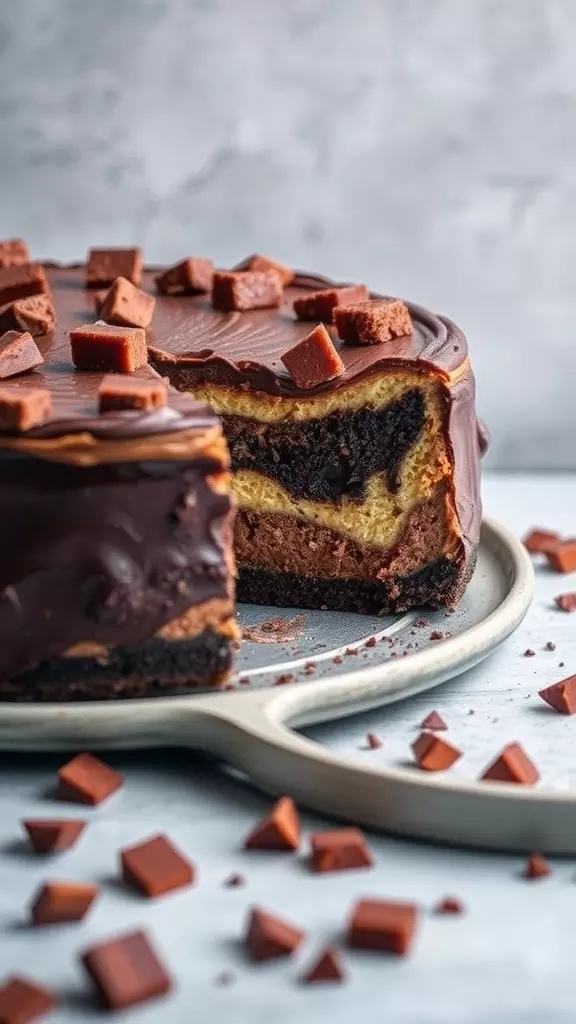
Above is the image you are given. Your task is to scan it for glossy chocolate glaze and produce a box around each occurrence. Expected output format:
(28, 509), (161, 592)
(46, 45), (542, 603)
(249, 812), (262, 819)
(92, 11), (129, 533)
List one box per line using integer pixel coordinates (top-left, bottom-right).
(0, 265), (216, 439)
(148, 270), (468, 396)
(0, 452), (233, 683)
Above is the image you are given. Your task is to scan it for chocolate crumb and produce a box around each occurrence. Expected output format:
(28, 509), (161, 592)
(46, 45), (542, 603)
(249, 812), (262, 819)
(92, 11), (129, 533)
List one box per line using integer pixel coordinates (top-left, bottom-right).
(238, 676), (250, 686)
(434, 896), (465, 915)
(333, 656), (343, 664)
(275, 674), (294, 686)
(545, 641), (556, 651)
(559, 662), (565, 667)
(224, 873), (245, 888)
(345, 647), (358, 656)
(214, 970), (236, 987)
(430, 631), (444, 641)
(303, 665), (316, 676)
(366, 733), (382, 749)
(365, 637), (377, 648)
(415, 618), (430, 627)
(524, 649), (536, 657)
(243, 615), (305, 644)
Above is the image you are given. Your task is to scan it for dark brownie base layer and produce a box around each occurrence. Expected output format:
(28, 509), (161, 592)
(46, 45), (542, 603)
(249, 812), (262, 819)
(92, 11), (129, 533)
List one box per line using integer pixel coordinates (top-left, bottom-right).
(237, 554), (476, 615)
(0, 627), (233, 702)
(223, 388), (425, 502)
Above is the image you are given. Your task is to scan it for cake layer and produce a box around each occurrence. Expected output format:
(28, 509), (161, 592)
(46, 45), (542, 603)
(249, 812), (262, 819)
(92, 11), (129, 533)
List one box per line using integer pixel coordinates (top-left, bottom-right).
(238, 559), (469, 616)
(1, 623), (234, 702)
(0, 435), (236, 688)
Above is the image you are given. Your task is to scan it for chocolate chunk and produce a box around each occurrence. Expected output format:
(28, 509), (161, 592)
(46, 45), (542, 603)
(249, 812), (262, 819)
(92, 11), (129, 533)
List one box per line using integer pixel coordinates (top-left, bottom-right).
(243, 795), (301, 851)
(480, 742), (540, 784)
(245, 907), (305, 962)
(524, 853), (551, 880)
(335, 298), (413, 345)
(0, 388), (52, 432)
(99, 276), (156, 328)
(155, 257), (214, 295)
(81, 929), (172, 1011)
(539, 675), (576, 714)
(420, 710), (447, 730)
(546, 539), (576, 573)
(85, 247), (143, 287)
(0, 263), (48, 307)
(212, 270), (283, 312)
(555, 592), (576, 612)
(412, 732), (462, 772)
(56, 752), (124, 805)
(22, 818), (86, 854)
(0, 238), (30, 268)
(98, 374), (167, 413)
(234, 254), (293, 286)
(0, 331), (43, 378)
(293, 285), (369, 323)
(524, 648), (535, 657)
(0, 975), (56, 1023)
(310, 827), (373, 873)
(0, 294), (55, 338)
(347, 898), (418, 956)
(31, 880), (99, 925)
(303, 948), (345, 984)
(522, 527), (560, 554)
(434, 896), (465, 915)
(280, 323), (344, 389)
(70, 322), (148, 372)
(121, 833), (195, 898)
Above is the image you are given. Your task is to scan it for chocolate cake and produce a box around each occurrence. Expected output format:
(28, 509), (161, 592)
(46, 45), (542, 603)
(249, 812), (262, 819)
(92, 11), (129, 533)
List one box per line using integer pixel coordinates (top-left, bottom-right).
(148, 259), (482, 614)
(0, 255), (238, 701)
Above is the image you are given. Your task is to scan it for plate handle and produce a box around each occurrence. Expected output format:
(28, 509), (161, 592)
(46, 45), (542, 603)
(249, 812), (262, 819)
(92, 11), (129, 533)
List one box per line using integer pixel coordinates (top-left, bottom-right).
(173, 687), (576, 854)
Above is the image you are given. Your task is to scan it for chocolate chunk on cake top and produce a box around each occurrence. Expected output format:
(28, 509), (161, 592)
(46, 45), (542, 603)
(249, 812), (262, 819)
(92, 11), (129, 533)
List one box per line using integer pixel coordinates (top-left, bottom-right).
(148, 264), (482, 614)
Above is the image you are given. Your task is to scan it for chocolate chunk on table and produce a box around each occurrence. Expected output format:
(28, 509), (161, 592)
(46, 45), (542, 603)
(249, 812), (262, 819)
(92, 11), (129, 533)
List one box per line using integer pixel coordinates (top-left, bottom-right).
(412, 731), (462, 771)
(98, 373), (167, 412)
(0, 262), (49, 306)
(120, 833), (195, 898)
(0, 388), (52, 432)
(335, 298), (413, 345)
(281, 323), (344, 389)
(81, 929), (172, 1011)
(85, 247), (143, 287)
(480, 742), (540, 784)
(243, 795), (301, 851)
(293, 284), (369, 323)
(0, 294), (55, 337)
(347, 898), (418, 955)
(0, 330), (43, 378)
(155, 257), (214, 295)
(245, 907), (305, 962)
(70, 322), (148, 372)
(0, 974), (56, 1023)
(539, 674), (576, 714)
(30, 880), (99, 925)
(22, 818), (86, 854)
(212, 270), (283, 312)
(0, 237), (29, 268)
(310, 827), (373, 873)
(56, 752), (124, 806)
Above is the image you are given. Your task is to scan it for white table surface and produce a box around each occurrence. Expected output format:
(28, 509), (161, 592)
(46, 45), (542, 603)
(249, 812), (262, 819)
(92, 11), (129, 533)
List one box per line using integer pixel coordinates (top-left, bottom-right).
(1, 472), (575, 1024)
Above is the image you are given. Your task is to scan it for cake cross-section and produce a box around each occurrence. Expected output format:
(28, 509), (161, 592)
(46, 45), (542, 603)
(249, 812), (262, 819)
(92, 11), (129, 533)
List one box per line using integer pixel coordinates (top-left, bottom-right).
(149, 268), (482, 614)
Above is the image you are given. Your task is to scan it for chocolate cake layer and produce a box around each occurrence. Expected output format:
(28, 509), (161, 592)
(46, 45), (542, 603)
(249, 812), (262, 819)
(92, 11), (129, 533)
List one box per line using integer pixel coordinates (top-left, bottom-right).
(0, 446), (234, 688)
(0, 626), (233, 702)
(238, 558), (470, 616)
(223, 388), (425, 502)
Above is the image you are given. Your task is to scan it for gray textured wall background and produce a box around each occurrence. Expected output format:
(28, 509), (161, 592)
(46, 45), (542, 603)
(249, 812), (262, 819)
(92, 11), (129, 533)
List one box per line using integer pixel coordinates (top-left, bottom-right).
(0, 0), (575, 469)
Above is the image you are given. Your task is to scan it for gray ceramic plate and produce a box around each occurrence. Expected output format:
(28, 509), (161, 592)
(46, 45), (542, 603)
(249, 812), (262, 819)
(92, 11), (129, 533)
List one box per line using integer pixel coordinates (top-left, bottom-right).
(5, 519), (564, 853)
